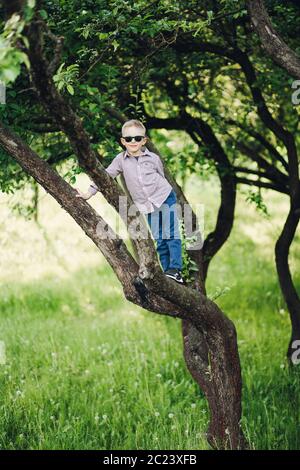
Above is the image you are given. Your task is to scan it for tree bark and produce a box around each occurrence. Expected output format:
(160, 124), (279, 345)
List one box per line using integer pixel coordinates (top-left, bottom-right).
(246, 0), (300, 79)
(181, 317), (246, 449)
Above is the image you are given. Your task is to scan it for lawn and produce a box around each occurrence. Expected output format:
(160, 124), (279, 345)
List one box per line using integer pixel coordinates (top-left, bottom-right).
(0, 174), (299, 450)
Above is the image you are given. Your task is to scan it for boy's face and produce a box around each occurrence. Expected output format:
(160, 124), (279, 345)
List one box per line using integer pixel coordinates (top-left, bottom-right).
(120, 125), (147, 155)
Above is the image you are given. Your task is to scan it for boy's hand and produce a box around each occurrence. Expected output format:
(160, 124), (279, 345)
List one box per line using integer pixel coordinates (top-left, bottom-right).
(75, 188), (91, 200)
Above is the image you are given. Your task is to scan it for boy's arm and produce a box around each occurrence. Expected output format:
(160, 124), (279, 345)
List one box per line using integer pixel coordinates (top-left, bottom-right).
(105, 154), (123, 178)
(79, 156), (123, 199)
(76, 183), (98, 200)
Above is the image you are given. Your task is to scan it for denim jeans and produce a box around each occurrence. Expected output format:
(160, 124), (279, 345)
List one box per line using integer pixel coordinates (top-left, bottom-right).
(146, 189), (182, 272)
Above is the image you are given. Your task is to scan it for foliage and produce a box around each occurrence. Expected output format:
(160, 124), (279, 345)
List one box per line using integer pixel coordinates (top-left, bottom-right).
(178, 219), (199, 284)
(244, 188), (270, 217)
(0, 12), (31, 84)
(53, 62), (80, 95)
(1, 0), (299, 205)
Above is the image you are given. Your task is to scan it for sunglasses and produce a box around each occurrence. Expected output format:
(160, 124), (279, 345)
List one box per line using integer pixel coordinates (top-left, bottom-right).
(122, 135), (146, 143)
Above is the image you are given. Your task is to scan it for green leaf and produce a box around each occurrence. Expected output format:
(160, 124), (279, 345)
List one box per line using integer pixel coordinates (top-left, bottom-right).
(112, 40), (119, 51)
(1, 66), (20, 83)
(21, 35), (29, 49)
(67, 84), (74, 95)
(98, 33), (109, 41)
(38, 9), (48, 20)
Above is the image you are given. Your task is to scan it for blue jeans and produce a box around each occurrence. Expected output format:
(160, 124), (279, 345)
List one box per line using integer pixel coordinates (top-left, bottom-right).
(146, 189), (182, 272)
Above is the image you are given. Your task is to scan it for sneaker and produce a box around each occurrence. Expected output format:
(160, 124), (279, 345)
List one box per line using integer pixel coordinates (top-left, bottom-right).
(164, 268), (184, 284)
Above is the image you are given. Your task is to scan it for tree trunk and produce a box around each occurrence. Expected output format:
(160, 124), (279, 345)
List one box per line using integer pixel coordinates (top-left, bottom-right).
(182, 312), (246, 449)
(275, 207), (300, 362)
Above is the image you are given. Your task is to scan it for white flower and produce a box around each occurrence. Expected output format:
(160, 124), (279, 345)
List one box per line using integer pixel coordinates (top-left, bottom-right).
(168, 413), (174, 419)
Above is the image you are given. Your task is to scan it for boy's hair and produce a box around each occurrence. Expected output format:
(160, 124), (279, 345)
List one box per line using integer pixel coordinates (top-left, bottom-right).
(121, 119), (146, 136)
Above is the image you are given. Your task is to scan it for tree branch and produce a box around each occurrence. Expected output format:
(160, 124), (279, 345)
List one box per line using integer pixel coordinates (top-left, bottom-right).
(24, 13), (160, 281)
(246, 0), (300, 79)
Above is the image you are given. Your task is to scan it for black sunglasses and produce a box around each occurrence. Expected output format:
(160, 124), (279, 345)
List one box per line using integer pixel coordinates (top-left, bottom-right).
(122, 135), (146, 143)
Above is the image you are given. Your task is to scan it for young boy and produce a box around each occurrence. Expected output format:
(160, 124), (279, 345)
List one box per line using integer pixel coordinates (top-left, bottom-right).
(76, 119), (184, 284)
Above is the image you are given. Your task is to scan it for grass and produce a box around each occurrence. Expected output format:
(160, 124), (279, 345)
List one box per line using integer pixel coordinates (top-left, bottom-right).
(0, 173), (299, 450)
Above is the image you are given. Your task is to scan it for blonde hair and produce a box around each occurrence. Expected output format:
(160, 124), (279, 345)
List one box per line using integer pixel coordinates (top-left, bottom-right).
(121, 119), (146, 136)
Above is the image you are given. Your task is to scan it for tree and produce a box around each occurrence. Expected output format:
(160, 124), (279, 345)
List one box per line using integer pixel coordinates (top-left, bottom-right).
(245, 0), (300, 359)
(0, 2), (247, 449)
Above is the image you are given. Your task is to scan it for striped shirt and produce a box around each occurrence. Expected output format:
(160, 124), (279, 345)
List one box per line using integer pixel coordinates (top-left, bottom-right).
(88, 146), (173, 214)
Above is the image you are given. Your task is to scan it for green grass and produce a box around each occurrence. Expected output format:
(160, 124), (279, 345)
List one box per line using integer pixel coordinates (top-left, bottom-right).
(0, 174), (300, 449)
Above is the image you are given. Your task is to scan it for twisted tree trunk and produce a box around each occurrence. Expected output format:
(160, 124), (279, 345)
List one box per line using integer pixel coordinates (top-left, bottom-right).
(182, 318), (246, 449)
(231, 47), (300, 363)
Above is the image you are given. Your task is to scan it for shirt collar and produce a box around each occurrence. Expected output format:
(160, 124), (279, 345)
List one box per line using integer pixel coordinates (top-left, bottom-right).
(123, 146), (151, 159)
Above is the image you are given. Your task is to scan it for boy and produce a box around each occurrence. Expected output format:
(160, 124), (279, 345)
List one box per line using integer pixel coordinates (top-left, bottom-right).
(76, 119), (184, 284)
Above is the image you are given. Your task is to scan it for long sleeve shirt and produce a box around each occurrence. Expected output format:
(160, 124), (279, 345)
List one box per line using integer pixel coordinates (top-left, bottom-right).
(88, 146), (172, 214)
